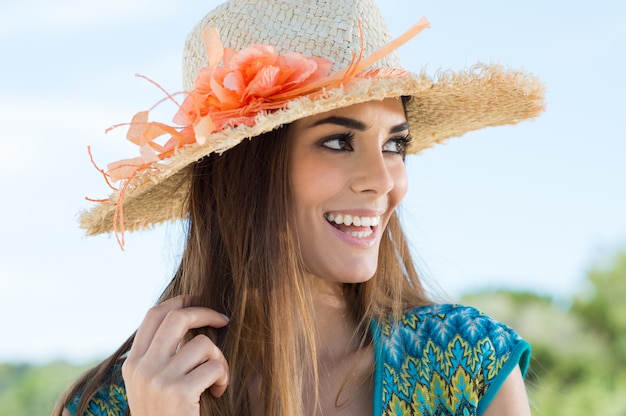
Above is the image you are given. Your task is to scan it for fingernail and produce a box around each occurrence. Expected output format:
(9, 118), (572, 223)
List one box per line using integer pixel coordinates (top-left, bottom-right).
(220, 313), (230, 322)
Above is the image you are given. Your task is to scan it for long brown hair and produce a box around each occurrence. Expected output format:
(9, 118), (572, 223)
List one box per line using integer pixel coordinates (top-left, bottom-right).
(55, 117), (430, 415)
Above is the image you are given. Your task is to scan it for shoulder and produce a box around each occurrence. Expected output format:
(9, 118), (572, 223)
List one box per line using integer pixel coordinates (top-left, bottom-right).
(66, 363), (128, 416)
(373, 304), (531, 415)
(380, 304), (529, 364)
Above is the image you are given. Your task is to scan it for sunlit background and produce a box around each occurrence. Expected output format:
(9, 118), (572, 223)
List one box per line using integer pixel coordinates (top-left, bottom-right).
(1, 0), (625, 414)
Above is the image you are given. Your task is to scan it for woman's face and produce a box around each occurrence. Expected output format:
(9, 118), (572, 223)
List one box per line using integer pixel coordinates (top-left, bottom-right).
(288, 98), (409, 284)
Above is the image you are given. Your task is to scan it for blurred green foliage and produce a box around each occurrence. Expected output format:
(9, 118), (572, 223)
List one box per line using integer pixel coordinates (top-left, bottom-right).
(0, 361), (91, 416)
(463, 249), (626, 415)
(1, 250), (625, 415)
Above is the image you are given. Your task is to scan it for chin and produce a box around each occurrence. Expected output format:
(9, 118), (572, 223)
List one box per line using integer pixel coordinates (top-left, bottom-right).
(317, 264), (378, 284)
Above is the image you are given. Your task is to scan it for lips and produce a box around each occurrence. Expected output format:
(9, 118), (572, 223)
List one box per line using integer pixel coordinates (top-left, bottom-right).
(323, 213), (381, 239)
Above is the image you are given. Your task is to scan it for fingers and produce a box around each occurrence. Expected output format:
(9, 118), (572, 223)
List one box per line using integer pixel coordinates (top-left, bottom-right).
(129, 296), (186, 360)
(167, 334), (229, 383)
(148, 306), (229, 361)
(180, 350), (230, 398)
(129, 296), (229, 361)
(122, 297), (231, 416)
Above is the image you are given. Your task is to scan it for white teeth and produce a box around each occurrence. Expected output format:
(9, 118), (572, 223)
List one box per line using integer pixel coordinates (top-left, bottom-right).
(346, 229), (374, 238)
(324, 213), (381, 228)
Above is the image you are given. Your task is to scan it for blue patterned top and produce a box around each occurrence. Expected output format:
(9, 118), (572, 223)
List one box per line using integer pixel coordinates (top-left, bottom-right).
(372, 304), (531, 415)
(67, 374), (128, 416)
(68, 304), (530, 415)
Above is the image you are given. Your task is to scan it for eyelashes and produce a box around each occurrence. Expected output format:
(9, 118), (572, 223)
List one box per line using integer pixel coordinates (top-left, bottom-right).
(319, 132), (412, 156)
(319, 132), (356, 152)
(385, 134), (412, 155)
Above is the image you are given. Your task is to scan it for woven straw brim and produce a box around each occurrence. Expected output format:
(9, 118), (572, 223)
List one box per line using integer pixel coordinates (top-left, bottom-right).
(80, 64), (544, 236)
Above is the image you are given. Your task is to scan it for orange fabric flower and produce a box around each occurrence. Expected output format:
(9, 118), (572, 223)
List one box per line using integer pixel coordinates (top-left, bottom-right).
(173, 35), (334, 133)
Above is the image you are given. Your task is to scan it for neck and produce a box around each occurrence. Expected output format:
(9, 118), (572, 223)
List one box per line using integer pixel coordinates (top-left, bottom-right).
(305, 278), (375, 416)
(310, 278), (361, 360)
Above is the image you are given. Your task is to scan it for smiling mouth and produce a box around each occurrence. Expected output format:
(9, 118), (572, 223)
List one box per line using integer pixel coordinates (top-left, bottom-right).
(323, 213), (380, 238)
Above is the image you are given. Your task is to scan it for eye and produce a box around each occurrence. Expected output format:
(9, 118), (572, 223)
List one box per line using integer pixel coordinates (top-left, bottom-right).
(320, 132), (355, 152)
(383, 135), (412, 156)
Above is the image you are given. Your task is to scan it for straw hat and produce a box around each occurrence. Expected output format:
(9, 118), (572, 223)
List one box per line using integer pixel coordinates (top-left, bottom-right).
(80, 0), (545, 243)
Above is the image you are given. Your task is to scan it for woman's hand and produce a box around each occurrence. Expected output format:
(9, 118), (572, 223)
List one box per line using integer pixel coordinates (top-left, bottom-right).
(122, 296), (230, 416)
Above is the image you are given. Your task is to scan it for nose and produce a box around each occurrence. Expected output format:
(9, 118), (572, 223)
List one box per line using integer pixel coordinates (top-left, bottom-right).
(350, 150), (395, 195)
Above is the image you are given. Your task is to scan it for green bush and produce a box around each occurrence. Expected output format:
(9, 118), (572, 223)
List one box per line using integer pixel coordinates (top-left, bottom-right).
(462, 249), (626, 415)
(0, 361), (91, 416)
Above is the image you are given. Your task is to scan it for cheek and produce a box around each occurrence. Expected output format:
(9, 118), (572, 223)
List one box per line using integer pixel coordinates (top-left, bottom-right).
(290, 156), (345, 209)
(290, 161), (326, 210)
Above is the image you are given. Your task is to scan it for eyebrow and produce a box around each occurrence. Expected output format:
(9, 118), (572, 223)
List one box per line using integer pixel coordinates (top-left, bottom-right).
(311, 116), (368, 130)
(310, 116), (409, 134)
(390, 122), (410, 134)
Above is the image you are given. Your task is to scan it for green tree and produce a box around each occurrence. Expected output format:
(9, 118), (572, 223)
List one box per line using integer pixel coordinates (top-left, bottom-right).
(0, 361), (91, 416)
(572, 251), (626, 369)
(461, 246), (626, 416)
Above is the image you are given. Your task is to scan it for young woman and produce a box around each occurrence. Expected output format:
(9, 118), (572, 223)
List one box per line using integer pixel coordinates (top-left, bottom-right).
(56, 0), (544, 415)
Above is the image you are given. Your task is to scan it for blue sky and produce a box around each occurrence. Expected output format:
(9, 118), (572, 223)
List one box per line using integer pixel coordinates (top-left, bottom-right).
(1, 0), (625, 363)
